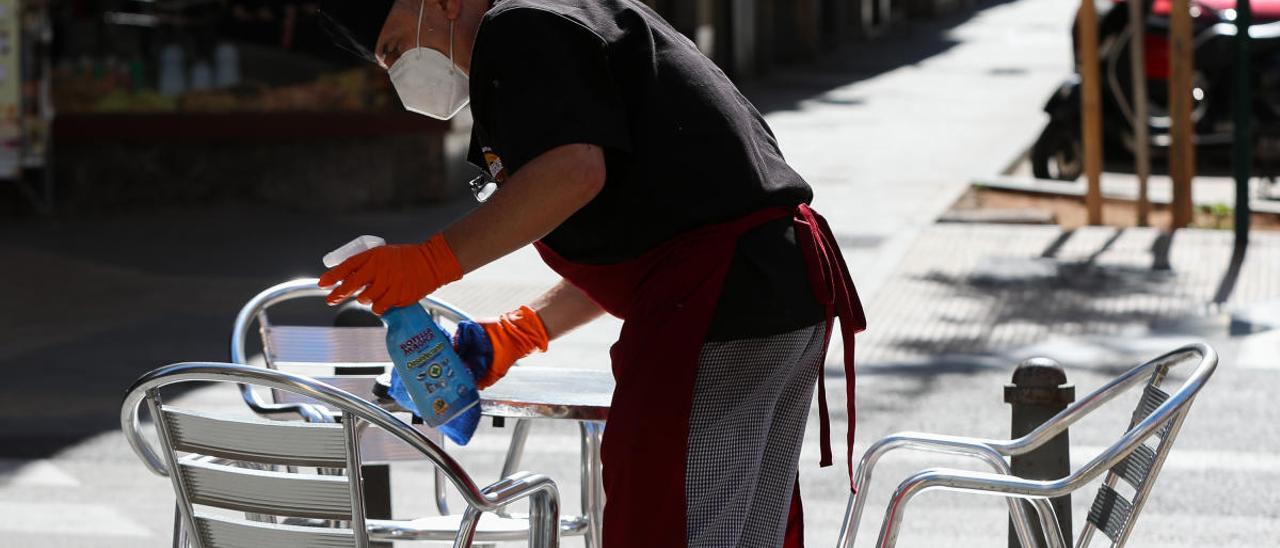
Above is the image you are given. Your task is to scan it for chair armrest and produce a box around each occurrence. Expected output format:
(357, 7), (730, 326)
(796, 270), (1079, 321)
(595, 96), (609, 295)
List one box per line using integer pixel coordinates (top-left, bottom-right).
(367, 471), (560, 548)
(473, 471), (560, 548)
(229, 279), (338, 422)
(997, 344), (1215, 458)
(838, 432), (1037, 548)
(876, 467), (1070, 548)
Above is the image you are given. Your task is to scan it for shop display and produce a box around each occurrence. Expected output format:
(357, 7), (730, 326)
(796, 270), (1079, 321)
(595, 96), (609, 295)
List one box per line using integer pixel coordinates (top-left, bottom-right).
(51, 1), (399, 115)
(57, 61), (394, 114)
(0, 0), (22, 177)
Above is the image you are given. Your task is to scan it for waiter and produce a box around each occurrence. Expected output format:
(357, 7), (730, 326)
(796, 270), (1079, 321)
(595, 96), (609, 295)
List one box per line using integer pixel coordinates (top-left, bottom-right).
(315, 1), (864, 546)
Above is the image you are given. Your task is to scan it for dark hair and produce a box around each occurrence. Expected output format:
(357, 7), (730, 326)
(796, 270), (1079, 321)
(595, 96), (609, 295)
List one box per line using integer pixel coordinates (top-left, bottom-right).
(314, 0), (398, 63)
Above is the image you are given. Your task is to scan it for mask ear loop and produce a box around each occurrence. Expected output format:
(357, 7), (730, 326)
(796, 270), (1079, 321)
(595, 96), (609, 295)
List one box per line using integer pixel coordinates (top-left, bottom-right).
(420, 0), (457, 75)
(448, 21), (456, 75)
(415, 0), (425, 54)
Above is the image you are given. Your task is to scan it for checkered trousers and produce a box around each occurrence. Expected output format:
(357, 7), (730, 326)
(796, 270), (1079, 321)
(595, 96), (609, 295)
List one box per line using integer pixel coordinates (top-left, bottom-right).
(685, 321), (827, 548)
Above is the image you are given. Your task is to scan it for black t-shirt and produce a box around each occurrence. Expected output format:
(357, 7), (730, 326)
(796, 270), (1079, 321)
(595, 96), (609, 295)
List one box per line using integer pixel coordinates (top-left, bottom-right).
(467, 0), (823, 338)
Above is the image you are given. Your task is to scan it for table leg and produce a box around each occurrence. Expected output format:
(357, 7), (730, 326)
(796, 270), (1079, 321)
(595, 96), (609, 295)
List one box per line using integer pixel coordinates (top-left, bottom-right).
(579, 421), (605, 548)
(495, 419), (534, 519)
(362, 464), (393, 548)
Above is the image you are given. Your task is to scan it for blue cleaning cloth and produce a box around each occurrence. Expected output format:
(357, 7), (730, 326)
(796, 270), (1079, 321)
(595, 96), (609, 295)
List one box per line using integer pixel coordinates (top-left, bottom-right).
(389, 320), (493, 445)
(452, 321), (494, 381)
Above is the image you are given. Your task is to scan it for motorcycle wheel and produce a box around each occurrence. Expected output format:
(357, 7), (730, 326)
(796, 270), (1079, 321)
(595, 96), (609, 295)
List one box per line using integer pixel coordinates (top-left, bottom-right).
(1031, 119), (1084, 181)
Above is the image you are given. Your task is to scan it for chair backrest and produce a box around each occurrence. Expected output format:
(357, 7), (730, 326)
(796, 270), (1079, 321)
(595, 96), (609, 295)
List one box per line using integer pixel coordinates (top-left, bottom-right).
(836, 344), (1215, 548)
(231, 277), (473, 386)
(230, 279), (475, 514)
(1007, 343), (1216, 547)
(121, 362), (490, 548)
(1075, 355), (1196, 547)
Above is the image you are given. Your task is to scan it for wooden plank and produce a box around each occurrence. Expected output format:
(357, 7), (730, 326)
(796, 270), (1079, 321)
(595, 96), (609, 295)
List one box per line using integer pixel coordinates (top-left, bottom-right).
(1168, 0), (1197, 229)
(937, 208), (1056, 225)
(1127, 0), (1152, 226)
(1077, 0), (1105, 225)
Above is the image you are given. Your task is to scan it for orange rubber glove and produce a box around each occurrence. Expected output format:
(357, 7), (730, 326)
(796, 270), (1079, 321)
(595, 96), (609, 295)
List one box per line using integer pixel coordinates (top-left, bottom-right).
(319, 234), (463, 315)
(474, 305), (550, 389)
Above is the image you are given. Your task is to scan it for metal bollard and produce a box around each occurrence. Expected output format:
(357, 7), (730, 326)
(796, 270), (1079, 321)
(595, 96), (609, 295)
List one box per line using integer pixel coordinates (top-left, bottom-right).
(1004, 357), (1075, 548)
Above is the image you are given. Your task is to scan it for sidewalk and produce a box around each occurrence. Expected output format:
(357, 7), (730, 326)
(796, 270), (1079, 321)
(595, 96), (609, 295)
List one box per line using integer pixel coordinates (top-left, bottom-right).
(5, 223), (1276, 547)
(751, 0), (1078, 299)
(11, 0), (1277, 546)
(820, 223), (1280, 547)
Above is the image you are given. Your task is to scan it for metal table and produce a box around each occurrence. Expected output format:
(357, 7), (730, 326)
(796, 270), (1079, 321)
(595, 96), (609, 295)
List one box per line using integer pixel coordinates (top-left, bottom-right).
(479, 367), (613, 421)
(476, 367), (611, 548)
(297, 366), (613, 548)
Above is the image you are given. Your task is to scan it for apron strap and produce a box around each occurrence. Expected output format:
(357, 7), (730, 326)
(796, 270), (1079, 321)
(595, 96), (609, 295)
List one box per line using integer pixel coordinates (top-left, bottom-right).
(794, 204), (866, 490)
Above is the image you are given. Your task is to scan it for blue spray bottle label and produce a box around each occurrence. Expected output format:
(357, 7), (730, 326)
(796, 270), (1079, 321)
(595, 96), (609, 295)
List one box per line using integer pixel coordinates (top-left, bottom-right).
(382, 305), (480, 431)
(324, 236), (481, 444)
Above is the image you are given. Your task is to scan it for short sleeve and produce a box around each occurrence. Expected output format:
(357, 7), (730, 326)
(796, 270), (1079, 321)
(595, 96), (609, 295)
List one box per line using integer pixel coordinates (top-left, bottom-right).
(471, 9), (630, 174)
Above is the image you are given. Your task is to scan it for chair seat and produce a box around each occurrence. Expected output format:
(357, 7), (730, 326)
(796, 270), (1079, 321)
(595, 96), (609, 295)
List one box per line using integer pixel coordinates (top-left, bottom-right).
(368, 513), (589, 542)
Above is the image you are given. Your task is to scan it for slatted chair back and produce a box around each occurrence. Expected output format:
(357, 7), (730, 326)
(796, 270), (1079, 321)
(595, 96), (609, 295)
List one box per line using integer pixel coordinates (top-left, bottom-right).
(143, 392), (371, 547)
(121, 363), (499, 548)
(231, 278), (472, 386)
(1077, 362), (1188, 547)
(838, 344), (1217, 548)
(229, 279), (475, 514)
(261, 322), (389, 370)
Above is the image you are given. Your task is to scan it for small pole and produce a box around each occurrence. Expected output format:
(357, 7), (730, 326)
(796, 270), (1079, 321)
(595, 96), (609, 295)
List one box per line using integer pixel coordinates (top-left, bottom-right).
(1234, 0), (1253, 247)
(1127, 0), (1151, 226)
(1078, 0), (1105, 225)
(1005, 358), (1076, 548)
(1169, 0), (1197, 229)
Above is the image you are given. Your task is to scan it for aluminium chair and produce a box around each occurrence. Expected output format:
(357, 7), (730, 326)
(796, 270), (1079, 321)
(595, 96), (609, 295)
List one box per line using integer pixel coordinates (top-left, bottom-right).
(229, 278), (540, 518)
(231, 279), (593, 543)
(121, 362), (562, 548)
(837, 342), (1218, 548)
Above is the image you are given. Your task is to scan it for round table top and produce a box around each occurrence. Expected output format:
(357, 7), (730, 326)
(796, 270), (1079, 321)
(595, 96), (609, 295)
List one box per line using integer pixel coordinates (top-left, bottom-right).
(359, 366), (615, 422)
(480, 367), (614, 421)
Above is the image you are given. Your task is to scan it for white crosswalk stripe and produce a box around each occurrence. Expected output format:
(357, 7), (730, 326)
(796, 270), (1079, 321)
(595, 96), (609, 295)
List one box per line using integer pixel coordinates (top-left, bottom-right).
(0, 501), (151, 538)
(1236, 330), (1280, 370)
(0, 459), (79, 487)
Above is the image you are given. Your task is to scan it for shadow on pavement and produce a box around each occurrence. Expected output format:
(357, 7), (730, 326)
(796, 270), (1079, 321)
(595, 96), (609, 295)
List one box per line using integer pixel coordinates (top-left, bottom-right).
(852, 225), (1244, 402)
(745, 0), (1019, 115)
(0, 201), (476, 458)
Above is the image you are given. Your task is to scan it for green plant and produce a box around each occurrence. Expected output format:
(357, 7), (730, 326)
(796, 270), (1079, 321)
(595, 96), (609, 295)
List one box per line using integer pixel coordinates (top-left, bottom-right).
(1196, 202), (1233, 229)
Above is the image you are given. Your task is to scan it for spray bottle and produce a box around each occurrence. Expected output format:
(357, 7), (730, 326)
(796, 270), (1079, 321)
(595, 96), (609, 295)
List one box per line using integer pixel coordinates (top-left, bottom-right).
(323, 236), (481, 445)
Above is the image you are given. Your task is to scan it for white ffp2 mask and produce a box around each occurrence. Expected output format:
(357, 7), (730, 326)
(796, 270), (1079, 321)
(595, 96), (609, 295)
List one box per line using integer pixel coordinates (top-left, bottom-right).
(388, 1), (469, 120)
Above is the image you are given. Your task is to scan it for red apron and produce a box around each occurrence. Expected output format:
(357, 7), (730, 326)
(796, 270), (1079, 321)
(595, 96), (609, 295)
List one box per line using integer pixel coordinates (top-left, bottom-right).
(534, 204), (865, 547)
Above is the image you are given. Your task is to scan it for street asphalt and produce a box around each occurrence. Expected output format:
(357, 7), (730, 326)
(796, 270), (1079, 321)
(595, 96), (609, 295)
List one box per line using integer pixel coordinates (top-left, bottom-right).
(4, 0), (1277, 546)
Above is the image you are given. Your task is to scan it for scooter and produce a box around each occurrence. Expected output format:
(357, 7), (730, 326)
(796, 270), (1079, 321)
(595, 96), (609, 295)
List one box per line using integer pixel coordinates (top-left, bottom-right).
(1031, 0), (1280, 187)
